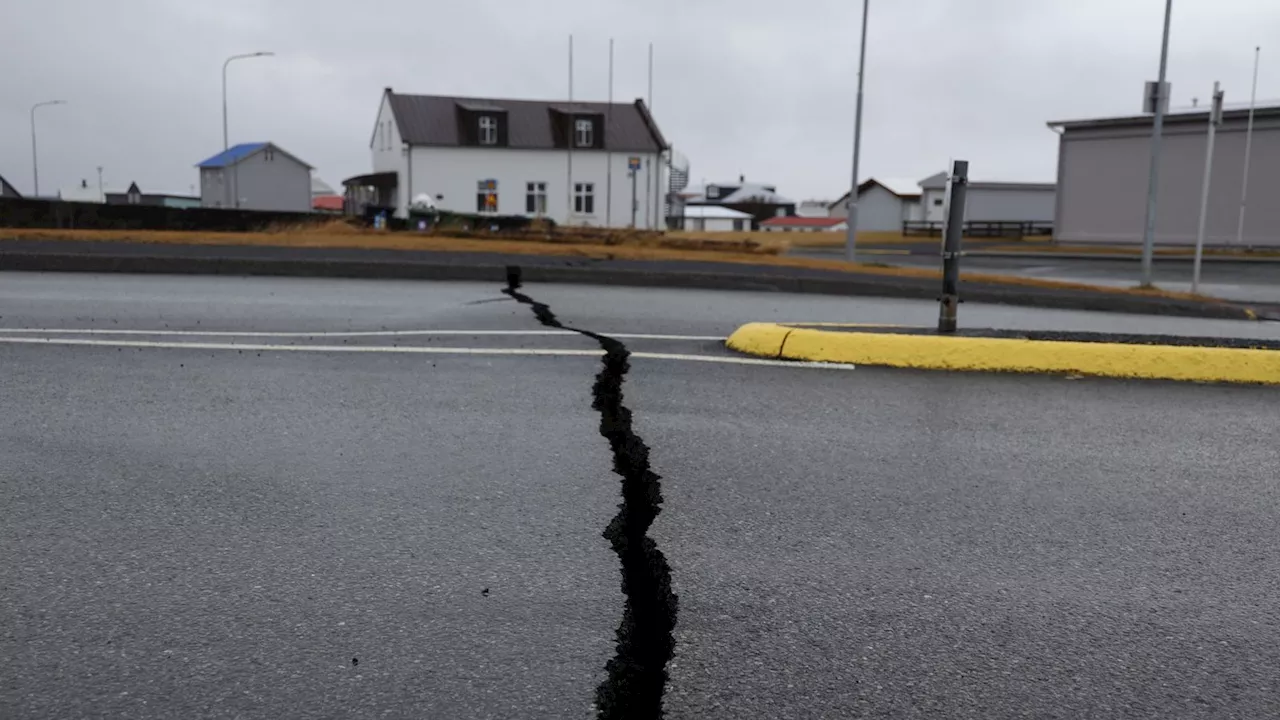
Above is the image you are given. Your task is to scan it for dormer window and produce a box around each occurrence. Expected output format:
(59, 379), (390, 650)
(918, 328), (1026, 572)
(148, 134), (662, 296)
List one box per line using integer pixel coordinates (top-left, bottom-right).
(479, 116), (498, 145)
(574, 118), (593, 148)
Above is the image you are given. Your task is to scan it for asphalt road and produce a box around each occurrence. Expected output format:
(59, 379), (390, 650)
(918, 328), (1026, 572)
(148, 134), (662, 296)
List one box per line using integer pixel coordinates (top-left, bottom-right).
(792, 245), (1280, 304)
(3, 272), (1279, 719)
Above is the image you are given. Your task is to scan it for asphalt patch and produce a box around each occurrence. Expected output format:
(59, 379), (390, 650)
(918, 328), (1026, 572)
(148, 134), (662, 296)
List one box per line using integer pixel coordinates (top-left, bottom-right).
(503, 266), (679, 719)
(790, 324), (1280, 350)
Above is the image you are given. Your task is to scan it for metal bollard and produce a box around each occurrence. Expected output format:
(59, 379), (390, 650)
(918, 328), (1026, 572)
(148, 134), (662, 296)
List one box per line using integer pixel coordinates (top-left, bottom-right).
(938, 160), (969, 334)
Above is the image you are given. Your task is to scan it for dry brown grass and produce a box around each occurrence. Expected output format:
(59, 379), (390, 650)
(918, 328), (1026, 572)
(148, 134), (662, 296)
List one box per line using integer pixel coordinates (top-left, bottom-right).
(0, 226), (1226, 303)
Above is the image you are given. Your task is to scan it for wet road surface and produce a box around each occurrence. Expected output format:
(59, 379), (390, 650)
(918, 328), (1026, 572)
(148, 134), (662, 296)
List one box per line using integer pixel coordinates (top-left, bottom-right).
(3, 273), (1278, 718)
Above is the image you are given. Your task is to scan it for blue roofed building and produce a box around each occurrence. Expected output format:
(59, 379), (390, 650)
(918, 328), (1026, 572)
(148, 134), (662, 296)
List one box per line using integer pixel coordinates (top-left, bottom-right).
(197, 142), (312, 212)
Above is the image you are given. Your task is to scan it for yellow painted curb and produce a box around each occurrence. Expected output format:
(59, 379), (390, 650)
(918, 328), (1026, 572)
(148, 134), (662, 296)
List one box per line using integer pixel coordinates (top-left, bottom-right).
(725, 323), (1280, 385)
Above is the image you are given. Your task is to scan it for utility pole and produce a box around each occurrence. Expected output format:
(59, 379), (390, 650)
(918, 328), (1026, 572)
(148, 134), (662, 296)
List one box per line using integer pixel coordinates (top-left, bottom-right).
(1139, 0), (1174, 287)
(1192, 83), (1224, 294)
(606, 38), (614, 228)
(30, 100), (66, 197)
(843, 0), (870, 262)
(1235, 46), (1261, 247)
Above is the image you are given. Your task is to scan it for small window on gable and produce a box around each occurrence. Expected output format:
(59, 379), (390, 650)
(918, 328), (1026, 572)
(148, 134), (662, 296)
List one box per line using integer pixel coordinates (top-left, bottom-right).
(933, 198), (943, 206)
(264, 148), (275, 162)
(574, 118), (593, 148)
(479, 116), (498, 145)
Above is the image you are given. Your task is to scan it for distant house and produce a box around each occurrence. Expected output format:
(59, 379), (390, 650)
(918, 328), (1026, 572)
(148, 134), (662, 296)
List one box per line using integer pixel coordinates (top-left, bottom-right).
(1, 174), (21, 198)
(105, 182), (200, 208)
(760, 216), (848, 233)
(829, 178), (924, 231)
(917, 171), (1054, 224)
(196, 142), (312, 212)
(678, 205), (754, 232)
(796, 199), (836, 218)
(349, 87), (668, 227)
(680, 177), (796, 230)
(312, 195), (344, 213)
(58, 179), (105, 203)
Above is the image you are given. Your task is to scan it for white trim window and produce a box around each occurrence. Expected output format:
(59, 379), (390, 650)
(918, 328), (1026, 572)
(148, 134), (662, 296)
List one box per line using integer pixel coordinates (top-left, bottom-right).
(477, 179), (498, 213)
(479, 116), (498, 145)
(526, 182), (547, 215)
(574, 118), (593, 148)
(573, 182), (595, 215)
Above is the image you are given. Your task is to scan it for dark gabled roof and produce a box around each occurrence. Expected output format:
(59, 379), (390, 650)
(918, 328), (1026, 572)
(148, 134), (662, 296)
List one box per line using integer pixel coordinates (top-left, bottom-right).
(0, 173), (21, 198)
(384, 90), (667, 152)
(1046, 103), (1280, 131)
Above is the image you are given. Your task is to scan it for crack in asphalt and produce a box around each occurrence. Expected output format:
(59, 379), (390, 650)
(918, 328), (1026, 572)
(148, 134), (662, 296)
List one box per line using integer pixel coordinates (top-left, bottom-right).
(503, 266), (679, 719)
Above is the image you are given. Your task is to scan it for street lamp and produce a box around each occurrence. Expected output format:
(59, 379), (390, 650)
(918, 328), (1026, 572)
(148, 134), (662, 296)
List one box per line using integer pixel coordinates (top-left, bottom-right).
(31, 100), (67, 197)
(844, 0), (870, 262)
(1139, 0), (1174, 287)
(222, 51), (274, 207)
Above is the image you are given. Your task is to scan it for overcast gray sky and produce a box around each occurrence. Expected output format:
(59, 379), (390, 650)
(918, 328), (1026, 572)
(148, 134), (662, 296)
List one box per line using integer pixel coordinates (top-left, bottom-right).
(2, 0), (1276, 200)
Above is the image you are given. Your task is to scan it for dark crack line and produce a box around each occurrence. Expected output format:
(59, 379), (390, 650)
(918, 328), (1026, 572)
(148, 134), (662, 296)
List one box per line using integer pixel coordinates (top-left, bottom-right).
(502, 266), (678, 720)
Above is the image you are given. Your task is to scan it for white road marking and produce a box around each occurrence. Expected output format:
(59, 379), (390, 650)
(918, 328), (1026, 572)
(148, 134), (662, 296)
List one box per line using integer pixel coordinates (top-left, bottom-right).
(0, 328), (725, 342)
(0, 336), (854, 370)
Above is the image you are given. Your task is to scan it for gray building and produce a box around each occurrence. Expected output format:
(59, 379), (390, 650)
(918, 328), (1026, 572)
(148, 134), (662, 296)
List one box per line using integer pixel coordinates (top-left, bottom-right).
(197, 142), (312, 211)
(828, 178), (924, 231)
(917, 172), (1055, 224)
(1049, 104), (1280, 247)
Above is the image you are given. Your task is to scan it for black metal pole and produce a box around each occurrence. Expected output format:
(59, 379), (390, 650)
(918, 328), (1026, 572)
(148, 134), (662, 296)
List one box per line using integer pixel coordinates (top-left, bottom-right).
(938, 159), (969, 333)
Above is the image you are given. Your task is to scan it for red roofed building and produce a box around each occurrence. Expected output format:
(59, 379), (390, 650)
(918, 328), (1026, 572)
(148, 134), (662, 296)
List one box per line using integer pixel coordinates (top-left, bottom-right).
(760, 216), (848, 233)
(312, 195), (345, 213)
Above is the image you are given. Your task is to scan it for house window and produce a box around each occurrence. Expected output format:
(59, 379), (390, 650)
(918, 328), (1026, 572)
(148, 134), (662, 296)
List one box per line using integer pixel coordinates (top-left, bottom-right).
(573, 182), (595, 214)
(476, 179), (498, 213)
(933, 198), (943, 206)
(574, 118), (593, 147)
(479, 116), (498, 145)
(526, 182), (547, 215)
(264, 148), (275, 162)
(732, 219), (744, 231)
(128, 192), (140, 205)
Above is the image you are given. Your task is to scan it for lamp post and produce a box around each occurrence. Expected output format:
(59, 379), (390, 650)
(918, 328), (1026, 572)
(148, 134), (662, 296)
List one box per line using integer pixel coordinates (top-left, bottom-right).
(844, 0), (870, 262)
(31, 100), (66, 197)
(1139, 0), (1174, 287)
(222, 52), (274, 208)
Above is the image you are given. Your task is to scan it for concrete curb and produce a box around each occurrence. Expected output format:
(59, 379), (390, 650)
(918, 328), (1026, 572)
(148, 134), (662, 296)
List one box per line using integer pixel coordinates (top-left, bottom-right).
(0, 244), (1269, 321)
(726, 322), (1280, 385)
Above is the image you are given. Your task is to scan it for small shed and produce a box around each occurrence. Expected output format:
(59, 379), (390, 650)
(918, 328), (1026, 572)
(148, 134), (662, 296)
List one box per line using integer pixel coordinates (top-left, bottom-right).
(679, 205), (754, 232)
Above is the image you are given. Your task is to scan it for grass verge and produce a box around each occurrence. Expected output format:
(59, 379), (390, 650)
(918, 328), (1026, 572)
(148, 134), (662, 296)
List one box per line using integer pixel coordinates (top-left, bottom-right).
(0, 226), (1231, 304)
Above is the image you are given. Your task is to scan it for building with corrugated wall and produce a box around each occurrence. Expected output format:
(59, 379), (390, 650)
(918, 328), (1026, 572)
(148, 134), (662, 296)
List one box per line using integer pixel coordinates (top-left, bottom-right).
(1048, 104), (1279, 248)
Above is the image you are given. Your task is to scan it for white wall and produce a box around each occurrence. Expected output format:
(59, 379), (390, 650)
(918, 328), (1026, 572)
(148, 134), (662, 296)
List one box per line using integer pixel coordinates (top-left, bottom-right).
(370, 93), (409, 212)
(923, 188), (947, 222)
(406, 146), (663, 228)
(681, 216), (747, 231)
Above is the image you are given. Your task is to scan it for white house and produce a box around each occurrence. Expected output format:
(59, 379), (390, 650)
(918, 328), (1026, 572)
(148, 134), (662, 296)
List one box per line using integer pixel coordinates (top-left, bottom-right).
(358, 88), (668, 228)
(828, 178), (924, 231)
(679, 205), (754, 231)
